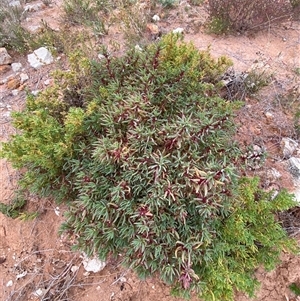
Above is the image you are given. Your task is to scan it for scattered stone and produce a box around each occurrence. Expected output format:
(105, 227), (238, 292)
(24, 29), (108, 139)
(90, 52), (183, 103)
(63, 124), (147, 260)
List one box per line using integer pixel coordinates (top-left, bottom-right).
(267, 168), (282, 181)
(44, 79), (51, 85)
(31, 90), (40, 96)
(7, 77), (21, 90)
(82, 253), (106, 273)
(26, 24), (43, 34)
(98, 54), (106, 60)
(6, 280), (13, 287)
(152, 14), (160, 22)
(54, 207), (60, 216)
(0, 65), (11, 75)
(264, 111), (274, 121)
(173, 27), (184, 34)
(0, 48), (12, 65)
(0, 225), (7, 236)
(33, 288), (46, 297)
(9, 0), (21, 7)
(253, 144), (263, 154)
(11, 62), (22, 72)
(289, 157), (300, 178)
(20, 73), (29, 84)
(24, 3), (46, 12)
(134, 45), (143, 52)
(281, 137), (298, 159)
(11, 90), (19, 96)
(294, 187), (300, 203)
(71, 265), (79, 274)
(146, 23), (160, 35)
(0, 256), (6, 264)
(16, 271), (27, 279)
(27, 47), (54, 69)
(19, 84), (26, 91)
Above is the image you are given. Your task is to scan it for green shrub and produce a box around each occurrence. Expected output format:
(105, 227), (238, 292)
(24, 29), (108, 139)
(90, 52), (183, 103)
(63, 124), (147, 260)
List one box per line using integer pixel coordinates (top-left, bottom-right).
(1, 34), (297, 300)
(0, 0), (32, 52)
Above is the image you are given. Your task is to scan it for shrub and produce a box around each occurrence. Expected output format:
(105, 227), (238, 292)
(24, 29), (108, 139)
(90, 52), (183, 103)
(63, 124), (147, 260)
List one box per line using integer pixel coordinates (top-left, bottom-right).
(62, 0), (108, 35)
(0, 0), (32, 52)
(207, 0), (293, 34)
(1, 34), (297, 300)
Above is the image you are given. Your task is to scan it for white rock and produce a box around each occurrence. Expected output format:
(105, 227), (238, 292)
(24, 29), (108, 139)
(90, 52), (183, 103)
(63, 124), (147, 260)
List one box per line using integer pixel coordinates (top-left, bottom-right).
(281, 137), (298, 159)
(98, 54), (106, 60)
(27, 25), (43, 34)
(0, 48), (12, 65)
(134, 45), (143, 52)
(6, 280), (13, 287)
(11, 90), (19, 96)
(33, 288), (45, 297)
(24, 3), (44, 12)
(16, 271), (27, 279)
(31, 90), (40, 96)
(252, 144), (263, 154)
(44, 79), (51, 85)
(265, 111), (274, 120)
(20, 73), (29, 83)
(71, 265), (79, 274)
(152, 14), (160, 22)
(82, 254), (106, 273)
(8, 0), (21, 7)
(173, 27), (184, 34)
(267, 168), (281, 181)
(27, 47), (54, 69)
(294, 187), (300, 203)
(54, 207), (60, 216)
(11, 62), (22, 72)
(289, 157), (300, 178)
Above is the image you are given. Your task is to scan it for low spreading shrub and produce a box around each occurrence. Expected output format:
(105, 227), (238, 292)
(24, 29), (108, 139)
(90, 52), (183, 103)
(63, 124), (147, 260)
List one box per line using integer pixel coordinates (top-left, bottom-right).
(1, 34), (297, 300)
(0, 0), (32, 52)
(207, 0), (293, 34)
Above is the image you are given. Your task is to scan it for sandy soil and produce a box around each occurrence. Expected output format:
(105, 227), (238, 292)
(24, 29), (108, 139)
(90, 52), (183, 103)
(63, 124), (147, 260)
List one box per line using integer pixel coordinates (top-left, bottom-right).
(0, 1), (300, 301)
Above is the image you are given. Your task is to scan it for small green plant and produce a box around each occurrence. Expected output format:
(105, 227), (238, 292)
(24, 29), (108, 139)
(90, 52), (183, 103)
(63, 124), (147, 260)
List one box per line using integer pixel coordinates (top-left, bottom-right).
(189, 0), (204, 6)
(29, 22), (91, 55)
(294, 67), (300, 76)
(158, 0), (178, 8)
(1, 34), (297, 301)
(290, 283), (300, 295)
(207, 16), (230, 34)
(244, 69), (272, 94)
(290, 0), (300, 8)
(42, 0), (53, 6)
(0, 0), (32, 52)
(219, 67), (271, 100)
(0, 194), (26, 219)
(63, 0), (106, 28)
(294, 110), (300, 138)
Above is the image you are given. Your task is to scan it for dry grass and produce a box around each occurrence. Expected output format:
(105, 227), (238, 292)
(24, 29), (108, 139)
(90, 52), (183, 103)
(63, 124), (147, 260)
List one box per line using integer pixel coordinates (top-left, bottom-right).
(207, 0), (293, 34)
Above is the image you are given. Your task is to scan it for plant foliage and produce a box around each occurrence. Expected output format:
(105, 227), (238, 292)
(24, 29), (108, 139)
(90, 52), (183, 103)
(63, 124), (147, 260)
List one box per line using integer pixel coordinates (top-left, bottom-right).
(207, 0), (293, 34)
(1, 34), (297, 300)
(0, 0), (32, 52)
